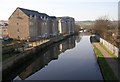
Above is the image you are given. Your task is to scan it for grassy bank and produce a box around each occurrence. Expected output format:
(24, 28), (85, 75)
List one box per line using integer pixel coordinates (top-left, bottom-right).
(93, 45), (118, 81)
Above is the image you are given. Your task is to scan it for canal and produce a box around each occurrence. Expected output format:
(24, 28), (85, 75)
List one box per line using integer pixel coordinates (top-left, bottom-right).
(6, 35), (103, 80)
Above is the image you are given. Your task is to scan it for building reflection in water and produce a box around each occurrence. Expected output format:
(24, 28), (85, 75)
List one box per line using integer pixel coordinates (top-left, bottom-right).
(15, 36), (77, 80)
(75, 34), (81, 43)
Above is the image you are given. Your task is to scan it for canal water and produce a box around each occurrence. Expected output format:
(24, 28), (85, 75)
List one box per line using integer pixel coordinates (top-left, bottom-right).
(13, 35), (103, 80)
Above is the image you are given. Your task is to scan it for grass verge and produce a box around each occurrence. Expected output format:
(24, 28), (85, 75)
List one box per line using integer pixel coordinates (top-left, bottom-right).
(93, 45), (118, 81)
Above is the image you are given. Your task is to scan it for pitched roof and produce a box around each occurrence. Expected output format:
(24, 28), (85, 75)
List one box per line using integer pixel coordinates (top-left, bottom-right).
(8, 7), (50, 20)
(18, 7), (49, 17)
(50, 16), (56, 19)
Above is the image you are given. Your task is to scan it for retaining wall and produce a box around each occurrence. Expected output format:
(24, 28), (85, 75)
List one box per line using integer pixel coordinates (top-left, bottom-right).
(100, 38), (119, 57)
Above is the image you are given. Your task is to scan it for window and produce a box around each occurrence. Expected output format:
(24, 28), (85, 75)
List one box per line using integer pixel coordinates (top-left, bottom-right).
(40, 16), (44, 20)
(30, 15), (32, 19)
(53, 23), (55, 27)
(30, 15), (33, 19)
(41, 16), (42, 19)
(44, 22), (47, 25)
(18, 36), (20, 39)
(42, 16), (44, 19)
(29, 22), (33, 26)
(34, 15), (37, 19)
(46, 17), (47, 20)
(17, 17), (23, 19)
(44, 17), (46, 20)
(32, 15), (34, 18)
(17, 22), (19, 25)
(17, 29), (19, 32)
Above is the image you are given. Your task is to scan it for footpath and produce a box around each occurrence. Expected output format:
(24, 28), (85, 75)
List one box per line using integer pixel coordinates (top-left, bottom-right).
(93, 43), (120, 81)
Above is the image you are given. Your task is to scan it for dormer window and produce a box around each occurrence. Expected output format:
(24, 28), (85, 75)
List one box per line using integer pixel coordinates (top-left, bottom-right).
(30, 15), (32, 19)
(32, 15), (34, 17)
(41, 16), (44, 19)
(30, 15), (34, 19)
(42, 16), (44, 19)
(41, 16), (42, 19)
(44, 17), (46, 20)
(34, 15), (37, 19)
(46, 17), (48, 20)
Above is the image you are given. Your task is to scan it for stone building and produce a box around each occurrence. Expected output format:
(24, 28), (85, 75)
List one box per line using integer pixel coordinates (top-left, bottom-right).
(49, 16), (58, 37)
(58, 17), (75, 35)
(8, 7), (50, 40)
(58, 17), (67, 35)
(8, 7), (75, 40)
(66, 17), (75, 34)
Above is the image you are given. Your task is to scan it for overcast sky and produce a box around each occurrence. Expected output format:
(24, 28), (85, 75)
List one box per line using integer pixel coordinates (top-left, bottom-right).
(0, 0), (119, 21)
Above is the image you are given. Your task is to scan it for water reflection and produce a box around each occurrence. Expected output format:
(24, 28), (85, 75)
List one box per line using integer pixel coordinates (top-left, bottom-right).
(14, 36), (76, 80)
(75, 34), (81, 43)
(24, 36), (103, 80)
(3, 35), (103, 80)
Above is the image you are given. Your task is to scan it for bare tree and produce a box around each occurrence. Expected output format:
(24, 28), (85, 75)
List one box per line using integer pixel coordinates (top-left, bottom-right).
(94, 16), (111, 39)
(75, 24), (80, 33)
(94, 16), (118, 47)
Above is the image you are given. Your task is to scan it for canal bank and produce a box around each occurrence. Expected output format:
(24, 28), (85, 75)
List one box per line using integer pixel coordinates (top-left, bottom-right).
(90, 35), (120, 81)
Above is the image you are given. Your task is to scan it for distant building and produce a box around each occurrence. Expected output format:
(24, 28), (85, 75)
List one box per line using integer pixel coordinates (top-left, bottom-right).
(58, 17), (75, 35)
(58, 17), (67, 35)
(0, 20), (8, 38)
(65, 17), (75, 34)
